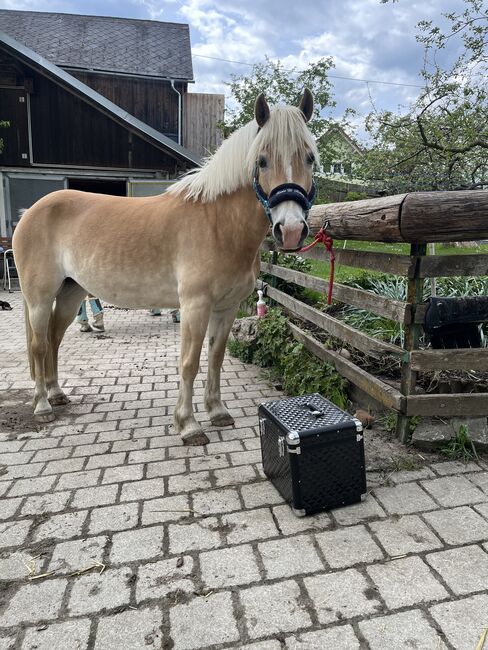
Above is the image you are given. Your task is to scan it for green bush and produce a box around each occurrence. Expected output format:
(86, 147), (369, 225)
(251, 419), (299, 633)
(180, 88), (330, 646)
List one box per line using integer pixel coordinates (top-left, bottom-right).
(228, 308), (348, 409)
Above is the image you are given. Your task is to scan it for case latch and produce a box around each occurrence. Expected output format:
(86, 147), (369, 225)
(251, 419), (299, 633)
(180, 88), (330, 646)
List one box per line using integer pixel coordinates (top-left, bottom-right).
(278, 436), (285, 457)
(259, 418), (267, 436)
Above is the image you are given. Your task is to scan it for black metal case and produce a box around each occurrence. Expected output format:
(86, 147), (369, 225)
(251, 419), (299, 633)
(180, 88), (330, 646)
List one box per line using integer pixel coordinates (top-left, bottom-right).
(259, 393), (366, 516)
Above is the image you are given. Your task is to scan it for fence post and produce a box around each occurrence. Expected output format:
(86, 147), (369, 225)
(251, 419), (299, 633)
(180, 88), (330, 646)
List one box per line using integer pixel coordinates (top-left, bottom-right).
(396, 242), (427, 443)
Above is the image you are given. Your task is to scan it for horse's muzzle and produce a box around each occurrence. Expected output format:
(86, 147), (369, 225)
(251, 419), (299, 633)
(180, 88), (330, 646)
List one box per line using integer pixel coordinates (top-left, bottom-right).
(273, 219), (309, 251)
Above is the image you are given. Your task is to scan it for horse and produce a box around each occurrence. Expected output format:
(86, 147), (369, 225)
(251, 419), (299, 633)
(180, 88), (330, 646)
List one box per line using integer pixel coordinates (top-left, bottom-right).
(12, 90), (319, 445)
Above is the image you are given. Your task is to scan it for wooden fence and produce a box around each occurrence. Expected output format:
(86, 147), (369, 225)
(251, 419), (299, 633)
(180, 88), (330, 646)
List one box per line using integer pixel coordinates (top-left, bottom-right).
(259, 189), (488, 442)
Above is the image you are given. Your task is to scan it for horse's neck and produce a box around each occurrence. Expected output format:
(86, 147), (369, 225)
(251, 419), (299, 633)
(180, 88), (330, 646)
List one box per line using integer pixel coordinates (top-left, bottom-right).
(224, 186), (270, 252)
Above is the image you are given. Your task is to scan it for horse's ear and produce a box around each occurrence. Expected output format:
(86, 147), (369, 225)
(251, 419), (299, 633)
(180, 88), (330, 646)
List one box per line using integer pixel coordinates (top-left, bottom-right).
(299, 88), (314, 122)
(255, 93), (270, 128)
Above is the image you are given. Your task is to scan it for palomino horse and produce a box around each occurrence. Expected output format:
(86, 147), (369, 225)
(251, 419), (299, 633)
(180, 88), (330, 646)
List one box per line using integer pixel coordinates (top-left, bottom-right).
(13, 90), (319, 445)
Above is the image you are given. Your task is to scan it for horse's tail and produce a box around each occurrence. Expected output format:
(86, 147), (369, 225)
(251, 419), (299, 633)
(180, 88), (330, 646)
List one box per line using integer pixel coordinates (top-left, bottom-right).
(23, 299), (35, 380)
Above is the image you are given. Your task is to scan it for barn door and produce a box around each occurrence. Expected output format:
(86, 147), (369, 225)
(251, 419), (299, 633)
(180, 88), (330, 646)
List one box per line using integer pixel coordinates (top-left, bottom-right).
(0, 89), (30, 166)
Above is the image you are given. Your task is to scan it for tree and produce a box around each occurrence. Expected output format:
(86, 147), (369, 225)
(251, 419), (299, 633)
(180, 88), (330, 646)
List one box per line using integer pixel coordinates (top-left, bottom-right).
(221, 57), (349, 161)
(357, 0), (488, 193)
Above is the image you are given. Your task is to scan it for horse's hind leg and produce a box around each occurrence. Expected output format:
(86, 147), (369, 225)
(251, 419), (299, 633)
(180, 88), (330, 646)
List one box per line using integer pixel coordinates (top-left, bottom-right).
(174, 300), (211, 446)
(205, 304), (239, 427)
(26, 300), (57, 422)
(46, 281), (87, 406)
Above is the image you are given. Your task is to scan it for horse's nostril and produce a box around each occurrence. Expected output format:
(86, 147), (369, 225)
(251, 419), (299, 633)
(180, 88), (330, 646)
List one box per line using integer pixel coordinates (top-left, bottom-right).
(273, 222), (283, 246)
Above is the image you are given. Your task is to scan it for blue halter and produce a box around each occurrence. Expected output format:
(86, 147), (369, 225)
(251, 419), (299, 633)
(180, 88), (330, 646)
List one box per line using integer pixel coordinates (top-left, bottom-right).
(252, 163), (317, 225)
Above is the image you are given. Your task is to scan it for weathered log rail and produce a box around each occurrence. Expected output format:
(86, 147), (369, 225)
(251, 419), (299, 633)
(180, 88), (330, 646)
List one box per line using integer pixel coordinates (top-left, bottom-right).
(260, 189), (488, 443)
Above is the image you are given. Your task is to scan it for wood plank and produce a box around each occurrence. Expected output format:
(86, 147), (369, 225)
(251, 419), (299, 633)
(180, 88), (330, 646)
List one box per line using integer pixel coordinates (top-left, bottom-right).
(308, 194), (405, 242)
(410, 349), (488, 372)
(289, 322), (405, 411)
(260, 261), (412, 323)
(265, 285), (404, 359)
(297, 247), (417, 277)
(419, 254), (488, 278)
(401, 190), (488, 243)
(406, 393), (488, 417)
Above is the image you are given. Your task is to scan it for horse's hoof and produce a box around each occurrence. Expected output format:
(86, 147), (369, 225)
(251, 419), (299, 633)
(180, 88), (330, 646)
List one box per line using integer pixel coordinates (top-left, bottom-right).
(182, 431), (210, 446)
(210, 413), (235, 427)
(49, 394), (70, 406)
(34, 412), (56, 423)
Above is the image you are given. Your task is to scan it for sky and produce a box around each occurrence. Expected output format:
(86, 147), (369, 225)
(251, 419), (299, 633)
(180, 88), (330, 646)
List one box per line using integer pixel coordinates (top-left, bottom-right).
(0, 0), (466, 142)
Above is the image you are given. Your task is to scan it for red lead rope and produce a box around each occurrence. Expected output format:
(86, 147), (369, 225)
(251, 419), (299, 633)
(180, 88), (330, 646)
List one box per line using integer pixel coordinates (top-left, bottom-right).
(299, 227), (335, 305)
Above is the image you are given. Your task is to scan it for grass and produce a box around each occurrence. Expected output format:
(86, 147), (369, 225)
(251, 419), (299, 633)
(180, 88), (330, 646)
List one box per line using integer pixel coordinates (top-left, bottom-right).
(440, 424), (479, 462)
(304, 240), (488, 284)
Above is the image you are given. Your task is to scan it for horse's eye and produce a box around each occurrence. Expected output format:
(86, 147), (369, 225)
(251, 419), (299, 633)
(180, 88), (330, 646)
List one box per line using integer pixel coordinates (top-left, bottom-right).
(306, 152), (315, 165)
(258, 155), (268, 169)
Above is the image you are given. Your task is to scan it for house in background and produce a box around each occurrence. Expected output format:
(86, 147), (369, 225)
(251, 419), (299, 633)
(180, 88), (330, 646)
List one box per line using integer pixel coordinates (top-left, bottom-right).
(0, 10), (224, 237)
(316, 125), (372, 202)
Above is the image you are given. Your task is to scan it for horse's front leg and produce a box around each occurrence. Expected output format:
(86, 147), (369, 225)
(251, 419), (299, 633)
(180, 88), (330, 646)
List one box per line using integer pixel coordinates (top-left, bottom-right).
(205, 303), (240, 427)
(174, 301), (211, 445)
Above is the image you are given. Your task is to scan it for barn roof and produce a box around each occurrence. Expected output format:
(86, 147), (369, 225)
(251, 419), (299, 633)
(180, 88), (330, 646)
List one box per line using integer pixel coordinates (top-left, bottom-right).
(0, 30), (201, 167)
(0, 9), (194, 81)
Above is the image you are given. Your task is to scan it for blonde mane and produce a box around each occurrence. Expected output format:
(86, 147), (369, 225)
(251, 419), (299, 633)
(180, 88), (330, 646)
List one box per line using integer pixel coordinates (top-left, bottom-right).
(168, 105), (319, 203)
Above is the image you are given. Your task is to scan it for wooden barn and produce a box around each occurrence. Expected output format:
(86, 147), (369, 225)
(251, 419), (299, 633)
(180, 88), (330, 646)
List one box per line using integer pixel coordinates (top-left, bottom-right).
(0, 10), (224, 237)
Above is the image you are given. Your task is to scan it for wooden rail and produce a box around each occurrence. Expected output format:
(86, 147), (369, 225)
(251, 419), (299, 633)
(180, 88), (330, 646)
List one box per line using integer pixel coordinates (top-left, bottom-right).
(260, 228), (488, 444)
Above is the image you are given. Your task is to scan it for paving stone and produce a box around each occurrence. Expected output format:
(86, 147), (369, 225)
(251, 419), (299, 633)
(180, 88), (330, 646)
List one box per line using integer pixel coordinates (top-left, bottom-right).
(331, 495), (387, 526)
(373, 483), (438, 515)
(430, 594), (488, 650)
(467, 471), (488, 494)
(101, 463), (144, 484)
(367, 556), (448, 609)
(315, 524), (384, 568)
(421, 475), (486, 507)
(0, 498), (21, 521)
(241, 643), (281, 650)
(200, 544), (260, 588)
(146, 458), (187, 478)
(241, 481), (284, 508)
(167, 471), (212, 494)
(142, 495), (191, 525)
(259, 535), (323, 579)
(213, 465), (257, 487)
(168, 517), (221, 553)
(48, 535), (107, 573)
(0, 579), (67, 626)
(94, 607), (163, 650)
(390, 467), (436, 484)
(271, 505), (332, 535)
(0, 635), (15, 650)
(120, 477), (166, 502)
(0, 550), (40, 580)
(423, 506), (488, 544)
(426, 545), (488, 595)
(33, 446), (73, 462)
(359, 609), (447, 650)
(169, 591), (239, 649)
(285, 626), (360, 649)
(0, 519), (31, 548)
(230, 449), (262, 466)
(21, 491), (71, 516)
(111, 525), (165, 563)
(0, 463), (44, 480)
(430, 460), (482, 476)
(68, 566), (132, 616)
(22, 618), (91, 650)
(55, 469), (101, 491)
(8, 475), (56, 497)
(192, 487), (241, 515)
(33, 510), (87, 542)
(86, 452), (126, 470)
(369, 514), (443, 556)
(88, 502), (139, 534)
(137, 556), (195, 601)
(305, 569), (381, 624)
(42, 457), (86, 475)
(241, 580), (312, 639)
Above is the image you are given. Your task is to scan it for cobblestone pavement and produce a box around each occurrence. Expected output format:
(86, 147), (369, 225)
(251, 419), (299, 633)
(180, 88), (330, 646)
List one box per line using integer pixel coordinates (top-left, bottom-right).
(1, 290), (488, 650)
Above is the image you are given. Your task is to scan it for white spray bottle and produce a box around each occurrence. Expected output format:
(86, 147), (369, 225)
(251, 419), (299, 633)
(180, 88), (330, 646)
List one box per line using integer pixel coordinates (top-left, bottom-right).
(256, 290), (267, 318)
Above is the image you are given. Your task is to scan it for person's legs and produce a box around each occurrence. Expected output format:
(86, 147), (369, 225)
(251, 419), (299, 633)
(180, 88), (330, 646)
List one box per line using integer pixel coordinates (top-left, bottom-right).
(76, 299), (92, 332)
(89, 298), (105, 331)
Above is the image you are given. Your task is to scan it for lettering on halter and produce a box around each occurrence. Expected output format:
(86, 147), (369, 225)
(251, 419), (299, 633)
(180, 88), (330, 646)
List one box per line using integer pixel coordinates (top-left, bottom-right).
(252, 163), (317, 225)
